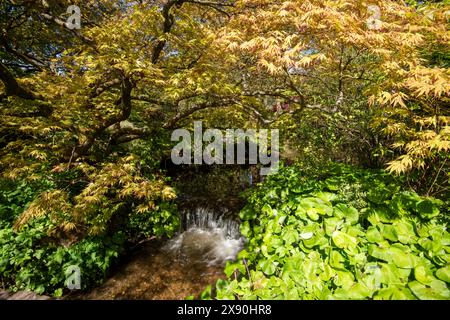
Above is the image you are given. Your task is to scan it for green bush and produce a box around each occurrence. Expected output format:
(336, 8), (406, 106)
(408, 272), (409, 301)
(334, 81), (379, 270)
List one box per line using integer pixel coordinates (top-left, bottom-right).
(126, 201), (180, 241)
(0, 216), (125, 297)
(213, 164), (450, 300)
(0, 179), (53, 224)
(0, 178), (179, 297)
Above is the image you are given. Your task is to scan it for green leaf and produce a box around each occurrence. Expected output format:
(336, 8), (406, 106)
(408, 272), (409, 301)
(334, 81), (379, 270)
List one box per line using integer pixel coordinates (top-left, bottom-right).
(409, 280), (450, 300)
(313, 192), (337, 203)
(240, 221), (251, 237)
(324, 217), (343, 236)
(319, 264), (334, 281)
(418, 238), (442, 253)
(393, 220), (417, 244)
(333, 283), (371, 299)
(200, 285), (212, 300)
(367, 186), (389, 204)
(416, 199), (440, 219)
(374, 286), (416, 300)
(261, 204), (273, 217)
(366, 226), (383, 243)
(330, 250), (345, 269)
(240, 208), (256, 221)
(299, 197), (333, 217)
(390, 287), (416, 299)
(435, 266), (450, 283)
(283, 228), (299, 245)
(307, 210), (320, 221)
(53, 288), (63, 297)
(368, 245), (391, 263)
(380, 224), (398, 242)
(216, 279), (228, 292)
(299, 232), (314, 240)
(334, 270), (355, 288)
(414, 265), (436, 285)
(334, 204), (359, 225)
(389, 247), (416, 269)
(258, 259), (278, 276)
(237, 249), (249, 260)
(332, 230), (358, 249)
(224, 261), (245, 277)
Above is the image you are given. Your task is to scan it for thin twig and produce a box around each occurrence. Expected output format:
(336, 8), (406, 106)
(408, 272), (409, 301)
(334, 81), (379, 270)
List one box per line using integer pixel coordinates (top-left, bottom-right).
(427, 158), (447, 196)
(130, 236), (157, 250)
(242, 258), (253, 288)
(67, 147), (76, 169)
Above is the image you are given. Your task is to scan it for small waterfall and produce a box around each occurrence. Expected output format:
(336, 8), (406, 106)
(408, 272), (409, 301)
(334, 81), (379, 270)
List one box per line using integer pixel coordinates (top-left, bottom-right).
(163, 205), (245, 267)
(182, 207), (241, 239)
(78, 200), (246, 299)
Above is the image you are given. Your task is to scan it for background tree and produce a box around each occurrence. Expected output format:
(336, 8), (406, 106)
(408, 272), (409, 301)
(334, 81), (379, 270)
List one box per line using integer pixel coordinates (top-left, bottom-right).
(215, 0), (449, 194)
(0, 0), (238, 236)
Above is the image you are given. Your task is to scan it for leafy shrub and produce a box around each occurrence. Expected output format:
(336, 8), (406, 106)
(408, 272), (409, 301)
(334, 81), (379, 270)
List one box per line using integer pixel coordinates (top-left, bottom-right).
(214, 164), (450, 300)
(0, 178), (179, 297)
(0, 179), (54, 224)
(126, 201), (180, 241)
(0, 216), (125, 297)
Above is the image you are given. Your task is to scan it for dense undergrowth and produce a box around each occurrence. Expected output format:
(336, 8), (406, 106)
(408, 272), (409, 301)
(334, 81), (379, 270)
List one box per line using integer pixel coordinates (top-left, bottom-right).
(205, 163), (450, 300)
(0, 179), (179, 296)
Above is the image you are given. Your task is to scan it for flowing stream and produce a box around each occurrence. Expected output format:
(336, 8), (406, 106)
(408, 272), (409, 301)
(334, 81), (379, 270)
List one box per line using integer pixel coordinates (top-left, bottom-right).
(76, 202), (244, 300)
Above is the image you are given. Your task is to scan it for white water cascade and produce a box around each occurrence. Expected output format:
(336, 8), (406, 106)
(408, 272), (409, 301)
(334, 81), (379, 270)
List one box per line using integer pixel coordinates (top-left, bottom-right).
(163, 206), (245, 267)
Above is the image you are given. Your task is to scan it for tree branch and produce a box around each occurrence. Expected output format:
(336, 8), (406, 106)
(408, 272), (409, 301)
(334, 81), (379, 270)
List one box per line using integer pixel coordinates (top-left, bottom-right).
(185, 0), (234, 17)
(39, 13), (95, 48)
(163, 98), (235, 129)
(89, 78), (121, 98)
(131, 95), (163, 105)
(72, 77), (134, 159)
(1, 34), (48, 71)
(0, 61), (36, 100)
(151, 0), (186, 64)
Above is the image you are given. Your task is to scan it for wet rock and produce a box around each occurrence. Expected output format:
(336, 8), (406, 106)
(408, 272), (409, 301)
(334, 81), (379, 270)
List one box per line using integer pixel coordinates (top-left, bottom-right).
(0, 290), (51, 300)
(0, 291), (12, 300)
